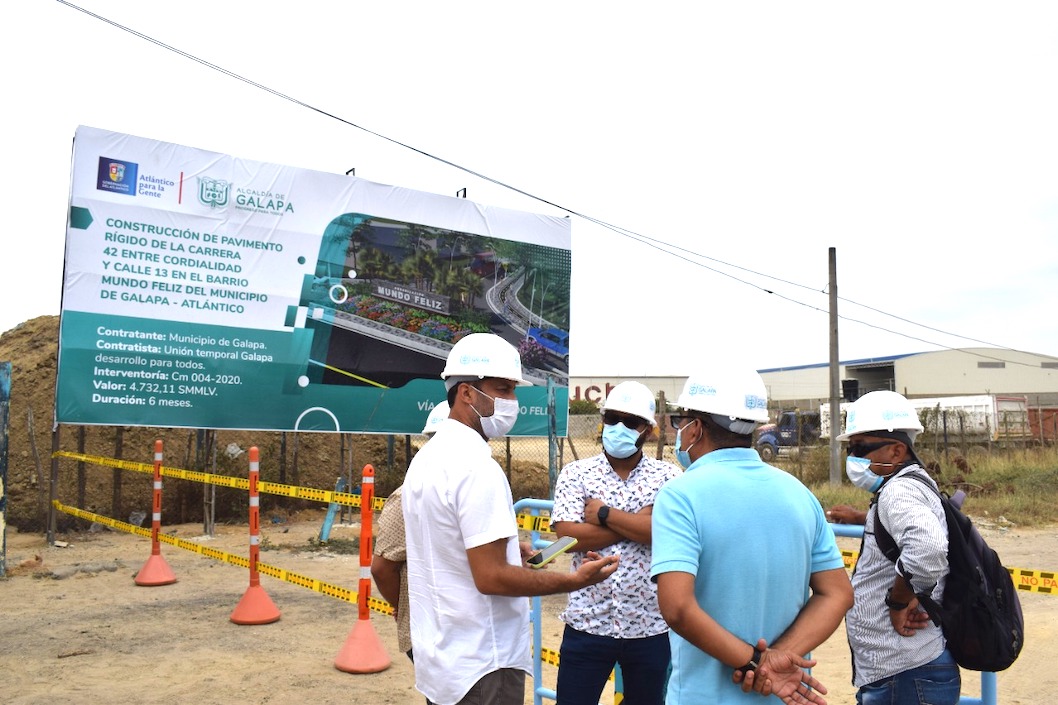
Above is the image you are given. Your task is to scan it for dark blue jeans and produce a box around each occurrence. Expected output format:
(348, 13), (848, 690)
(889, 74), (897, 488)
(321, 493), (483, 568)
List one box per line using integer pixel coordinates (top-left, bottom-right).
(555, 625), (670, 705)
(856, 649), (961, 705)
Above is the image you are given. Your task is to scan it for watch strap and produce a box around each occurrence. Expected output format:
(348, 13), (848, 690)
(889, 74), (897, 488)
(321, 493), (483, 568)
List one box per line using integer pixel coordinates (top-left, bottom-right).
(597, 505), (610, 527)
(740, 645), (763, 672)
(885, 587), (910, 610)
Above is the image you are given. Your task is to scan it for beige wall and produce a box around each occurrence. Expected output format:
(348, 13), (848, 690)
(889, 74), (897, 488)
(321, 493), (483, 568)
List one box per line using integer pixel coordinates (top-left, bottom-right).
(894, 348), (1058, 398)
(759, 365), (831, 401)
(569, 376), (685, 407)
(572, 348), (1058, 410)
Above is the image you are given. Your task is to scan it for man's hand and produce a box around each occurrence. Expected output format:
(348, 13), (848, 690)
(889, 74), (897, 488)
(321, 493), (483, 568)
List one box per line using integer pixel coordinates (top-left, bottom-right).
(573, 550), (619, 587)
(519, 541), (537, 565)
(733, 639), (773, 695)
(733, 639), (828, 705)
(583, 498), (605, 525)
(825, 504), (867, 525)
(889, 598), (931, 637)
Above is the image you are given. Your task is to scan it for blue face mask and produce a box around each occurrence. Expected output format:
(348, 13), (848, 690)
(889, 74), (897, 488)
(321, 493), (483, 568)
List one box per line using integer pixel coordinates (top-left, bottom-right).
(673, 423), (695, 469)
(845, 456), (884, 493)
(602, 422), (644, 459)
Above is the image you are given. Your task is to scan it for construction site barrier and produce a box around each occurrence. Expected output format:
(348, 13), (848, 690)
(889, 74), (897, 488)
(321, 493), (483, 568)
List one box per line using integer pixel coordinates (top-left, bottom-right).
(230, 446), (281, 625)
(334, 463), (391, 673)
(49, 451), (1034, 704)
(51, 500), (392, 612)
(55, 450), (1057, 594)
(133, 440), (176, 586)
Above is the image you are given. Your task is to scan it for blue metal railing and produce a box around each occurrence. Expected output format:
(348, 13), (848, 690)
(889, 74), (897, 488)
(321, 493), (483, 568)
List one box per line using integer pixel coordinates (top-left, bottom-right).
(518, 499), (998, 705)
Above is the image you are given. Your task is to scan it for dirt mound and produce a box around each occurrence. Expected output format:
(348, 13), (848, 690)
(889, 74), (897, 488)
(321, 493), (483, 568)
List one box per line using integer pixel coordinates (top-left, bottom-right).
(0, 316), (430, 532)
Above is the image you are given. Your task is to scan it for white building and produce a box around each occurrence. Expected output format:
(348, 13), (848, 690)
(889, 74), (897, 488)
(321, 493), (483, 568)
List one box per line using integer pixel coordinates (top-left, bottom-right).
(572, 347), (1058, 410)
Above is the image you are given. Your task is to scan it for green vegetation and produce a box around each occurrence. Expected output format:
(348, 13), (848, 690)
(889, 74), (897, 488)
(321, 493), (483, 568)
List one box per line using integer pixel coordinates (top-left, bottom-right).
(568, 398), (599, 415)
(781, 445), (1058, 528)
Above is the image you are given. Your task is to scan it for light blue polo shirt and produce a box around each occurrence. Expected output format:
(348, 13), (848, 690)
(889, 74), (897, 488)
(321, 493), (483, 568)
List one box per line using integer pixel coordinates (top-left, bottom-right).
(650, 448), (843, 704)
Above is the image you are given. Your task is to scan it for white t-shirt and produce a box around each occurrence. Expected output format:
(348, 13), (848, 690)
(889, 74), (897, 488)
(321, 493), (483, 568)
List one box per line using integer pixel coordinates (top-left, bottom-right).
(402, 418), (531, 705)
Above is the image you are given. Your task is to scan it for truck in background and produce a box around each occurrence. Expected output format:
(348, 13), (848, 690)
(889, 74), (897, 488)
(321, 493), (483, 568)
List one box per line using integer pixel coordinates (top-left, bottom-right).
(818, 394), (1032, 444)
(527, 326), (570, 365)
(754, 410), (822, 461)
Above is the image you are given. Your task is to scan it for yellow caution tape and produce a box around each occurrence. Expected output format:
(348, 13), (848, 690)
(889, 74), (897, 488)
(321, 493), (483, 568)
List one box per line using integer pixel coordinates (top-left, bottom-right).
(52, 451), (386, 510)
(52, 500), (393, 615)
(837, 547), (1051, 595)
(1010, 568), (1057, 594)
(516, 513), (553, 534)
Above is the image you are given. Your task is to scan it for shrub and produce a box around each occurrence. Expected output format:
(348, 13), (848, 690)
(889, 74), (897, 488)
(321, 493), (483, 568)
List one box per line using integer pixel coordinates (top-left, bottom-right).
(569, 398), (599, 415)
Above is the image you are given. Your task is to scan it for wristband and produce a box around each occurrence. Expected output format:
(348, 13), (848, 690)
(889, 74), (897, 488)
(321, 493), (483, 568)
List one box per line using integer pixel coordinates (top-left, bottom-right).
(885, 588), (909, 611)
(739, 645), (763, 673)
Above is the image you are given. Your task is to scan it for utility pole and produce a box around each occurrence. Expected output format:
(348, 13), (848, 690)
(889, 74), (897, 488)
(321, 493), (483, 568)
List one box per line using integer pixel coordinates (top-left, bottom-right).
(828, 247), (841, 485)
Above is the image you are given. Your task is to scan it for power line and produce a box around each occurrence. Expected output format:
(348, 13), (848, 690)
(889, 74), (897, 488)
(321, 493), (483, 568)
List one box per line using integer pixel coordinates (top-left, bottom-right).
(58, 1), (1053, 370)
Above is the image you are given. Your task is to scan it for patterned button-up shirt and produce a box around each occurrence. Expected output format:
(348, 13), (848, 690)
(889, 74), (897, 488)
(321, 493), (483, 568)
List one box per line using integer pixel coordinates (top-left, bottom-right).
(374, 486), (411, 654)
(551, 452), (681, 638)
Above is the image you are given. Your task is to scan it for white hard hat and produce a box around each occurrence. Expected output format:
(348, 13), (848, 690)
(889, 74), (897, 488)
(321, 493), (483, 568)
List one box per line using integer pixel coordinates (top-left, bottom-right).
(676, 367), (769, 432)
(441, 333), (528, 388)
(837, 390), (923, 442)
(602, 381), (658, 426)
(421, 400), (450, 435)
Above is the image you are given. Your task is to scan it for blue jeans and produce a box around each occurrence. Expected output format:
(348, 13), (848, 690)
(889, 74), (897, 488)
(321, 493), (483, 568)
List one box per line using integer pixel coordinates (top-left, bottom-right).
(555, 625), (670, 705)
(856, 650), (961, 705)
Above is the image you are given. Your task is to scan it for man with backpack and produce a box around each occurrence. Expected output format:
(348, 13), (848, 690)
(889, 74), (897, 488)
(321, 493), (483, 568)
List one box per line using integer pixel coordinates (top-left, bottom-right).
(838, 390), (961, 704)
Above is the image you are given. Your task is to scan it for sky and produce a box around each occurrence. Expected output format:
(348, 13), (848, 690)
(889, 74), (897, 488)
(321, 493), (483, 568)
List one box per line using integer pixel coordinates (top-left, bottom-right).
(3, 1), (1057, 376)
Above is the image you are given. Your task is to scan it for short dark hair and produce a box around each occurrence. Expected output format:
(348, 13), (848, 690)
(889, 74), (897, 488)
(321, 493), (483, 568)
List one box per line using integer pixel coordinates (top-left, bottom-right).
(446, 382), (462, 408)
(697, 413), (753, 449)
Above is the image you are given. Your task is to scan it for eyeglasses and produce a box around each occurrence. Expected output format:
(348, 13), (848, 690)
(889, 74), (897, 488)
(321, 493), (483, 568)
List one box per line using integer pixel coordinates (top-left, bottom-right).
(669, 414), (696, 430)
(603, 411), (648, 430)
(846, 440), (896, 458)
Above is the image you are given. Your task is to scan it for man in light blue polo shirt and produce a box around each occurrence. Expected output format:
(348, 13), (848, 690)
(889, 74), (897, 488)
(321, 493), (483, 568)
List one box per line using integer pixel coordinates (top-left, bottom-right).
(651, 365), (852, 705)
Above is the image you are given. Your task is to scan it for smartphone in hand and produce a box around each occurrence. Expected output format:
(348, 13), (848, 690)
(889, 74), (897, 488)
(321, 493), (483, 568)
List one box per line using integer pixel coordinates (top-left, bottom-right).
(526, 536), (578, 569)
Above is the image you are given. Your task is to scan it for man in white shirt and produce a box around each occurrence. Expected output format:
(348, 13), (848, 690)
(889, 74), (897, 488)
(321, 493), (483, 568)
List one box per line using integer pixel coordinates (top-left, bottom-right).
(402, 333), (619, 705)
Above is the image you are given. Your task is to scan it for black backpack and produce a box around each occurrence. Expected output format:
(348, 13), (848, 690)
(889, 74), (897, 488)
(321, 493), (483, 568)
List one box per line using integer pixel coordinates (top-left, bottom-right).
(874, 471), (1025, 672)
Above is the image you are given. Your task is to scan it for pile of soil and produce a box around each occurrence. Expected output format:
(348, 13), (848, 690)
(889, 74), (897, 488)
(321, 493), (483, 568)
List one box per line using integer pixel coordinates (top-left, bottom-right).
(0, 316), (550, 532)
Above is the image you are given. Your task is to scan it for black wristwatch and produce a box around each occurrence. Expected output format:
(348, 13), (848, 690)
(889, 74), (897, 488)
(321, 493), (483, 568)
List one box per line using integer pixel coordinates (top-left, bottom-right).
(885, 587), (910, 611)
(597, 505), (610, 528)
(740, 645), (763, 673)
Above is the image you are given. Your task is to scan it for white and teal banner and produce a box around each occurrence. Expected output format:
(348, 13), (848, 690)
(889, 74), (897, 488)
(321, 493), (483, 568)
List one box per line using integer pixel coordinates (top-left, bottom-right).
(57, 126), (571, 434)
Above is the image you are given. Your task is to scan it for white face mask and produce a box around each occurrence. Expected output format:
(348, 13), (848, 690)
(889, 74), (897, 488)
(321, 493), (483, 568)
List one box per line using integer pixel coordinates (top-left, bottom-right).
(469, 385), (520, 438)
(845, 456), (885, 493)
(602, 422), (644, 459)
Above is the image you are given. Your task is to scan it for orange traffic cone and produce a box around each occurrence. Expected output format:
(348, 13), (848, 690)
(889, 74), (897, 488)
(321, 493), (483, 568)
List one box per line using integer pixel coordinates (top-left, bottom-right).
(230, 583), (281, 625)
(334, 617), (391, 673)
(134, 552), (177, 586)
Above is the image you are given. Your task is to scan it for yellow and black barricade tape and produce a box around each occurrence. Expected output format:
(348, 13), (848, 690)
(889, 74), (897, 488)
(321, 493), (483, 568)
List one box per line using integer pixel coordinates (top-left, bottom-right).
(516, 513), (553, 534)
(1010, 568), (1057, 594)
(52, 453), (1058, 597)
(52, 500), (393, 615)
(837, 547), (1052, 595)
(52, 451), (386, 511)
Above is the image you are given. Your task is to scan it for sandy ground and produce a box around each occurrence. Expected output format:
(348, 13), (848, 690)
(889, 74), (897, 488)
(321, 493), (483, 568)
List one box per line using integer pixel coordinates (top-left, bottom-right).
(1, 513), (1055, 705)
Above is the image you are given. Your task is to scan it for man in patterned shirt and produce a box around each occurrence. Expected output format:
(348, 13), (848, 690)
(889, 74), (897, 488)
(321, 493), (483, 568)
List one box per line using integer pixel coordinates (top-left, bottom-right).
(551, 381), (681, 705)
(371, 401), (449, 662)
